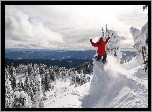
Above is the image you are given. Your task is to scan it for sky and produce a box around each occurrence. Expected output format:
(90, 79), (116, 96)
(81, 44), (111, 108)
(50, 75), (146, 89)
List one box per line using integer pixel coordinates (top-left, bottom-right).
(5, 5), (148, 50)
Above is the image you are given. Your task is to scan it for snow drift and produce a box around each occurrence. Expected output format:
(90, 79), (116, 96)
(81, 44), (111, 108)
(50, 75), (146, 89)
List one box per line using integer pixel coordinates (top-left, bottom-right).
(81, 55), (148, 108)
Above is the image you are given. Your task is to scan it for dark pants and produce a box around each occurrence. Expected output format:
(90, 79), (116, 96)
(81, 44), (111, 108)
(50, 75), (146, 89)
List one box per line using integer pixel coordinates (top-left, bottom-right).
(95, 54), (107, 64)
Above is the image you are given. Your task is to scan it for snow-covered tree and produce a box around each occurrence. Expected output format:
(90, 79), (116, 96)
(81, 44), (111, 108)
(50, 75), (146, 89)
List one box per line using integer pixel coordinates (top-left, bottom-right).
(13, 89), (20, 108)
(44, 72), (50, 92)
(143, 5), (148, 11)
(20, 89), (29, 108)
(5, 69), (14, 108)
(8, 64), (17, 90)
(99, 25), (122, 63)
(130, 21), (148, 72)
(32, 70), (44, 108)
(13, 88), (30, 108)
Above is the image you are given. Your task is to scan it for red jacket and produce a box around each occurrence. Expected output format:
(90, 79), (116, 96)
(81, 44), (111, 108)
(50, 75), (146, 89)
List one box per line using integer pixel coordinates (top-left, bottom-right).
(91, 37), (110, 56)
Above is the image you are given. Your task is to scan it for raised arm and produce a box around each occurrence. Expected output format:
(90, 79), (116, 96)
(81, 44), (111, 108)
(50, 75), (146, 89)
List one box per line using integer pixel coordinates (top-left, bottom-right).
(105, 37), (110, 43)
(90, 39), (100, 47)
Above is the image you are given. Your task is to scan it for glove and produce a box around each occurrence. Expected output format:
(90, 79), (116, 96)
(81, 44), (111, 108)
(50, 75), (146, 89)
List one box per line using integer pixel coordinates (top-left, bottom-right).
(108, 35), (110, 39)
(90, 39), (92, 42)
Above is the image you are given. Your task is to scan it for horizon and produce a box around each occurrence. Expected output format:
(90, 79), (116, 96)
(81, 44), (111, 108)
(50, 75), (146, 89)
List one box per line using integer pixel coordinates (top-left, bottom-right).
(5, 47), (136, 51)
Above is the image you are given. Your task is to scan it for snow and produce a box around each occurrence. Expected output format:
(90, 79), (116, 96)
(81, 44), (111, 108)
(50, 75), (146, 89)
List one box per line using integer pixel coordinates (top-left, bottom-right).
(42, 55), (147, 108)
(44, 78), (91, 108)
(130, 27), (141, 39)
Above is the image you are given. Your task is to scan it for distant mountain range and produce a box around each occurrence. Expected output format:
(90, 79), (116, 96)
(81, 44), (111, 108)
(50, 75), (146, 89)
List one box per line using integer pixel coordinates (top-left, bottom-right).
(5, 48), (136, 69)
(5, 58), (92, 69)
(5, 48), (136, 60)
(5, 48), (96, 60)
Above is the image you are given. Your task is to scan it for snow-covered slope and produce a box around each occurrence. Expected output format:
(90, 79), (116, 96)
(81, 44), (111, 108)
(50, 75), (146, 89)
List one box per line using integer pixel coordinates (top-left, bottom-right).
(43, 78), (92, 108)
(81, 55), (148, 108)
(43, 55), (148, 108)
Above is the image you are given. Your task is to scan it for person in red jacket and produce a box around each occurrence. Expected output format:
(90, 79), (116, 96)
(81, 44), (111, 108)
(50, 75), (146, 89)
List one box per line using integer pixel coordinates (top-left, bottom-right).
(90, 37), (110, 64)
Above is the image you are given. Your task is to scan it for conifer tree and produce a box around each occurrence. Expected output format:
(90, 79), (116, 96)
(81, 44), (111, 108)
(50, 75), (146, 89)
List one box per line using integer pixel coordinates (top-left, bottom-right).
(32, 70), (44, 108)
(5, 69), (14, 108)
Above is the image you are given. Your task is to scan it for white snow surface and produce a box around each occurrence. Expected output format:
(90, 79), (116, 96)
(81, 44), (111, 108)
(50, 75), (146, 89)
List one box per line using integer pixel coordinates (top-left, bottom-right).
(44, 78), (92, 108)
(43, 55), (148, 108)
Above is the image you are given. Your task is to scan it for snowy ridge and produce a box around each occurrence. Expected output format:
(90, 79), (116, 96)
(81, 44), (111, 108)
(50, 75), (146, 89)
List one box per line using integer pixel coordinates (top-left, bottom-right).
(81, 55), (148, 108)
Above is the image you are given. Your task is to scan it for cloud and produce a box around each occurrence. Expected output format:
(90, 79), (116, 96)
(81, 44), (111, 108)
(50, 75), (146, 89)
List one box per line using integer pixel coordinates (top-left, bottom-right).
(119, 38), (134, 48)
(5, 5), (64, 49)
(5, 5), (148, 49)
(117, 5), (148, 28)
